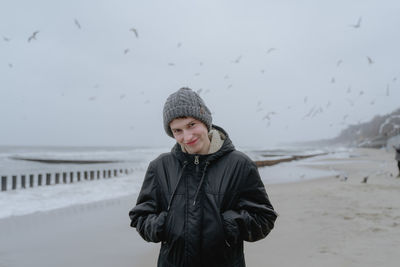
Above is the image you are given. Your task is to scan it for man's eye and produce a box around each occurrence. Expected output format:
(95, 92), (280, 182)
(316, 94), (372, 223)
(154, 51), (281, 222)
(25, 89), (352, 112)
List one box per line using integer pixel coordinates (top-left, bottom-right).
(189, 122), (196, 127)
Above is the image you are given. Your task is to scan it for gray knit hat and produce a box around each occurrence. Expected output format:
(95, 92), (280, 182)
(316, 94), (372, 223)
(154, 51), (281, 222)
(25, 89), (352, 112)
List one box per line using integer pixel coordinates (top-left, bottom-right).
(163, 87), (212, 137)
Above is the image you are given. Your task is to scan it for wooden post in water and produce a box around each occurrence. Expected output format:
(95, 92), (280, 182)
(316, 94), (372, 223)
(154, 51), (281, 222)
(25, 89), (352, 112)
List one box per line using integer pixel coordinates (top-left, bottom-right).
(108, 170), (111, 178)
(46, 173), (51, 185)
(38, 174), (43, 186)
(29, 174), (34, 187)
(84, 171), (88, 180)
(55, 173), (60, 184)
(114, 169), (117, 177)
(70, 172), (74, 183)
(63, 172), (67, 183)
(21, 175), (26, 189)
(12, 175), (17, 190)
(90, 171), (94, 180)
(97, 170), (100, 179)
(77, 171), (81, 181)
(1, 176), (6, 191)
(103, 170), (106, 179)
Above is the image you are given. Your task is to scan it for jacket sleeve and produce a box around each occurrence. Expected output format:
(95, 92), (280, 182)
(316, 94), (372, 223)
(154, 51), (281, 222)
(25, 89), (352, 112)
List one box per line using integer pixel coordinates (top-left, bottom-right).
(222, 162), (277, 244)
(129, 162), (167, 243)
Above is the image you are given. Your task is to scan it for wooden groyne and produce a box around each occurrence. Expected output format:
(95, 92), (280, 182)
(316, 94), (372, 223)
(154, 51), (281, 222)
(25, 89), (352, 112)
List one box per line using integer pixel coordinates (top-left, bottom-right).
(1, 167), (133, 192)
(254, 152), (328, 167)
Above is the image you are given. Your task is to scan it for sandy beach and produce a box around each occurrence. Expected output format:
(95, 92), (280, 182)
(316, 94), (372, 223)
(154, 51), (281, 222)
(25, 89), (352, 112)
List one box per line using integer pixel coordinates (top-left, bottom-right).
(1, 148), (400, 267)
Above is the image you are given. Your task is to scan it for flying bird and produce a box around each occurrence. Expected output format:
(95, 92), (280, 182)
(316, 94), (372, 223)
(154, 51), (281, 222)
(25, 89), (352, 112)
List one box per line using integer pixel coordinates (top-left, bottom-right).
(27, 31), (39, 42)
(331, 77), (335, 83)
(177, 42), (182, 48)
(124, 48), (130, 54)
(267, 48), (277, 54)
(88, 96), (96, 101)
(168, 62), (175, 66)
(367, 56), (374, 64)
(349, 17), (362, 28)
(129, 28), (139, 38)
(2, 35), (10, 42)
(232, 55), (242, 64)
(74, 19), (81, 29)
(336, 59), (343, 67)
(8, 63), (13, 68)
(227, 84), (233, 89)
(120, 94), (126, 99)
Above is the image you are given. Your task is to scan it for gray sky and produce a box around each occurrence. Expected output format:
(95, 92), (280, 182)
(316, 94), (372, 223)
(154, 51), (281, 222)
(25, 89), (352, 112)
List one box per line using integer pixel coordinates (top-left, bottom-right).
(1, 0), (400, 148)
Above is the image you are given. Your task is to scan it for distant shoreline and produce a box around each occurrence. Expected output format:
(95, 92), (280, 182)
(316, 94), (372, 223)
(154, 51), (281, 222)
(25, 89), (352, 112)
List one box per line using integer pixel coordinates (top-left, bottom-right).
(9, 156), (122, 164)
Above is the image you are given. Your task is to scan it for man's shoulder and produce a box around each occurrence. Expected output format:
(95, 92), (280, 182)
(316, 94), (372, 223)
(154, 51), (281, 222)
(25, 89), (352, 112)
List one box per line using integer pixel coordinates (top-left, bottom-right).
(151, 152), (174, 163)
(224, 150), (254, 165)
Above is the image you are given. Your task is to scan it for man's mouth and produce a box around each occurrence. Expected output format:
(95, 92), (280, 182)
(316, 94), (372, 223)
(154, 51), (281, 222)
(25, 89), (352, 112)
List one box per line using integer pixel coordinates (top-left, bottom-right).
(186, 139), (198, 145)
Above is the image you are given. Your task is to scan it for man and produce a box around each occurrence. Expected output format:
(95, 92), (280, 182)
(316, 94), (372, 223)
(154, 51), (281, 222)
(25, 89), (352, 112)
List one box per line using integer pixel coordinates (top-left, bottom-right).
(393, 145), (400, 177)
(129, 87), (277, 267)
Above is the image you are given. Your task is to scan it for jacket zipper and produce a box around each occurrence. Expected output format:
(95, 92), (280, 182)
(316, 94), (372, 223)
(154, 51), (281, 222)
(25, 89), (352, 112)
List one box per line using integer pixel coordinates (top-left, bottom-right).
(194, 155), (199, 172)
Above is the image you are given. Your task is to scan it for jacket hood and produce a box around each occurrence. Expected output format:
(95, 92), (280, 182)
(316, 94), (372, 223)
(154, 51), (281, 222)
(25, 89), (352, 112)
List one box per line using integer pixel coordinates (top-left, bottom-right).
(171, 125), (235, 164)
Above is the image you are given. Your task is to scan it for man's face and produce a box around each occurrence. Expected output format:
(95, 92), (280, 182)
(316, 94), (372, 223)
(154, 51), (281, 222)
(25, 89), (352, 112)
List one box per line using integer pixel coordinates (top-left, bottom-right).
(170, 117), (210, 155)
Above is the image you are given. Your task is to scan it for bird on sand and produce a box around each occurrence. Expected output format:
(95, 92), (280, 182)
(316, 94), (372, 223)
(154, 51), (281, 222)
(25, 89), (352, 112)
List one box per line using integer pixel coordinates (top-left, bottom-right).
(74, 19), (81, 29)
(27, 31), (39, 42)
(349, 17), (362, 28)
(129, 28), (139, 38)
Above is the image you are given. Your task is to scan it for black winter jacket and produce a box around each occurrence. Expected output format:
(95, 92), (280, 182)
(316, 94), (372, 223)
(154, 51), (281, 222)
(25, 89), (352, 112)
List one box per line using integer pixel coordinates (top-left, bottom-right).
(129, 126), (277, 267)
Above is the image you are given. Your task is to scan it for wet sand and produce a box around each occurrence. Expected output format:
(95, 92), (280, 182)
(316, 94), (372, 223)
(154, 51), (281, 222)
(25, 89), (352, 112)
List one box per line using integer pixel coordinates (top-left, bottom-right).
(1, 148), (399, 267)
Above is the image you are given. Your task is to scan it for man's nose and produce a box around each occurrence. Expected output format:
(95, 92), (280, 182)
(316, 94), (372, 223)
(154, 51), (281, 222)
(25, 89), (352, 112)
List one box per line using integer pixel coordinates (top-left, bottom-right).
(183, 131), (193, 142)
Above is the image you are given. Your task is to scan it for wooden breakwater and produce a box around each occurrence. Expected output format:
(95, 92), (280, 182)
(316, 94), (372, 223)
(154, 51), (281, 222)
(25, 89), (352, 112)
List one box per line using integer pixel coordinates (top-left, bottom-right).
(254, 152), (329, 167)
(1, 167), (133, 192)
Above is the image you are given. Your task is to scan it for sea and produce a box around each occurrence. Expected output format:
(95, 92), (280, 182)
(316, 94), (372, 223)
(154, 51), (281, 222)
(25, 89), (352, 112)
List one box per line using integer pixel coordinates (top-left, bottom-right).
(0, 145), (350, 219)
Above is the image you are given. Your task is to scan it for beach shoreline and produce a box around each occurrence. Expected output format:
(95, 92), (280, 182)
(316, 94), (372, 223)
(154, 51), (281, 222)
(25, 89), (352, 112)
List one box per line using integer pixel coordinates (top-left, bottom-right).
(1, 148), (399, 267)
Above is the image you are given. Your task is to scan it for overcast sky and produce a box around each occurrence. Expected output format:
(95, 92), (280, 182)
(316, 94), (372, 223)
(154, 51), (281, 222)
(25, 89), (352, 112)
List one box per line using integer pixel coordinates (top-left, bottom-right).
(1, 0), (399, 149)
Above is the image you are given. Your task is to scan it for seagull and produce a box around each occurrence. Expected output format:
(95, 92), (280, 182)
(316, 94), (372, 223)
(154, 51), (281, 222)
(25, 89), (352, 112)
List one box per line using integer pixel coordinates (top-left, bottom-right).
(367, 56), (374, 64)
(74, 19), (81, 29)
(124, 48), (130, 54)
(336, 59), (343, 67)
(227, 84), (233, 89)
(27, 31), (39, 42)
(361, 176), (368, 183)
(349, 17), (362, 28)
(129, 28), (139, 38)
(168, 62), (175, 66)
(267, 48), (277, 54)
(232, 55), (242, 64)
(2, 35), (10, 42)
